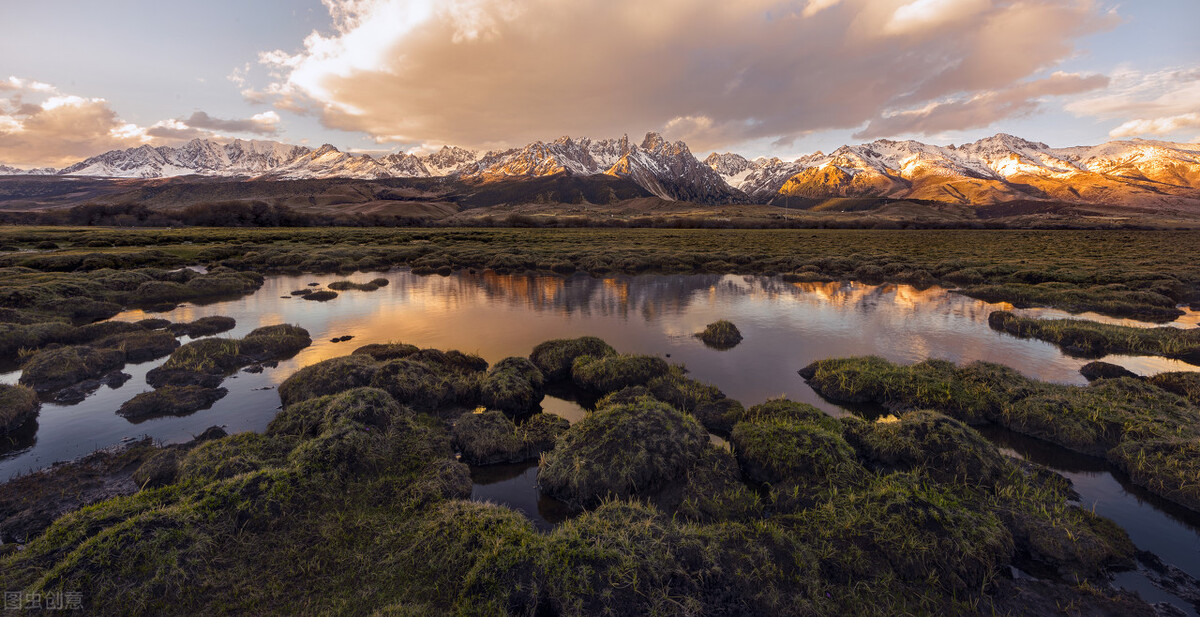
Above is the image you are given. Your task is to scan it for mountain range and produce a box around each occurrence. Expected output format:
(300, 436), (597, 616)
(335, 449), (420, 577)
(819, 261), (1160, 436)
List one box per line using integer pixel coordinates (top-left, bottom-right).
(2, 132), (1198, 208)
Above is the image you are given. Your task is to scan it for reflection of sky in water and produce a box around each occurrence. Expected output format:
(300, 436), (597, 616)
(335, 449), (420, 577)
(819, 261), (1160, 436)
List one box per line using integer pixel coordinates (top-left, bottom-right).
(2, 270), (1198, 604)
(3, 271), (1196, 480)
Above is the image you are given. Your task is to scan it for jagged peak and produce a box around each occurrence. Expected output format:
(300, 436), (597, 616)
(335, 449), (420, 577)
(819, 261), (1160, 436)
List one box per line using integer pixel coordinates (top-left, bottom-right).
(640, 132), (669, 151)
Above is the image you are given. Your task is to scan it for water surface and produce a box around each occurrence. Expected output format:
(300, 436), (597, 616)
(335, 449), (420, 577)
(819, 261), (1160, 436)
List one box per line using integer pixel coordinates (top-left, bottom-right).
(2, 270), (1197, 609)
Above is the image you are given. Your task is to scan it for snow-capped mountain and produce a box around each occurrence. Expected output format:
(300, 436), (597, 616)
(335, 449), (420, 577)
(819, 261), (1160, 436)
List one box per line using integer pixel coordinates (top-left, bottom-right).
(706, 135), (1200, 207)
(0, 164), (56, 176)
(606, 133), (742, 203)
(421, 146), (480, 176)
(6, 133), (1199, 207)
(57, 139), (311, 178)
(459, 133), (741, 203)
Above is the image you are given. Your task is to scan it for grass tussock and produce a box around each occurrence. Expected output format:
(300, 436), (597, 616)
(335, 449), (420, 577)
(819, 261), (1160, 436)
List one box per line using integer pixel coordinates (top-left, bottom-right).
(117, 386), (229, 421)
(147, 324), (311, 389)
(529, 336), (616, 380)
(0, 340), (1151, 615)
(538, 397), (709, 507)
(802, 356), (1200, 513)
(0, 383), (38, 433)
(571, 353), (670, 393)
(989, 310), (1200, 362)
(451, 410), (568, 465)
(695, 319), (743, 349)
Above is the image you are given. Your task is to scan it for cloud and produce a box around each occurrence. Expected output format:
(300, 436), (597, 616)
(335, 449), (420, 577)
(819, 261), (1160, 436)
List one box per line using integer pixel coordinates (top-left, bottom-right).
(1066, 67), (1200, 139)
(252, 0), (1115, 150)
(0, 77), (288, 168)
(181, 111), (281, 135)
(854, 72), (1110, 140)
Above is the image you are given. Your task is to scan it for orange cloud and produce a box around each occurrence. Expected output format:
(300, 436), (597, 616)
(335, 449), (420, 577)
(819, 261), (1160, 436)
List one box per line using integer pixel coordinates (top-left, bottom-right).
(254, 0), (1115, 151)
(0, 78), (288, 168)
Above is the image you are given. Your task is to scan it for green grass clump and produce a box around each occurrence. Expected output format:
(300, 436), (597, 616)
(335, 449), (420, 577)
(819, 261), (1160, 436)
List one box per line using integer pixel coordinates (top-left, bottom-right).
(352, 342), (419, 361)
(328, 280), (383, 292)
(529, 336), (616, 380)
(239, 324), (312, 360)
(1148, 372), (1200, 404)
(571, 353), (670, 393)
(0, 339), (1151, 615)
(730, 408), (864, 501)
(989, 310), (1200, 361)
(1079, 361), (1137, 382)
(539, 397), (708, 507)
(695, 319), (743, 349)
(167, 316), (236, 337)
(95, 330), (180, 363)
(302, 290), (338, 301)
(452, 411), (569, 465)
(802, 356), (1200, 513)
(842, 410), (1009, 485)
(159, 338), (242, 374)
(117, 386), (228, 421)
(18, 345), (124, 392)
(278, 354), (380, 406)
(148, 324), (312, 389)
(480, 356), (545, 416)
(452, 411), (523, 465)
(0, 384), (38, 433)
(369, 357), (483, 412)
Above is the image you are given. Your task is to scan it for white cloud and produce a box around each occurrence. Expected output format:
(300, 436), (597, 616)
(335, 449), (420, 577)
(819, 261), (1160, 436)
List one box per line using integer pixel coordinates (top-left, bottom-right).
(1067, 66), (1200, 139)
(0, 77), (289, 168)
(249, 0), (1116, 150)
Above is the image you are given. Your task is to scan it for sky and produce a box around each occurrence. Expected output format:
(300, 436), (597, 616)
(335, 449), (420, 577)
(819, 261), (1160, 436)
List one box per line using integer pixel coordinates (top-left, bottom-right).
(1, 0), (1198, 168)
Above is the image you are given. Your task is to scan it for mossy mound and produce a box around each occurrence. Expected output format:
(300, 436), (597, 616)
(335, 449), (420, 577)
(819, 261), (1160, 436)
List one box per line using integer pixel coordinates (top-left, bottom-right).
(802, 355), (1200, 514)
(278, 354), (380, 406)
(842, 410), (1009, 485)
(1147, 371), (1200, 404)
(529, 336), (616, 380)
(452, 411), (523, 465)
(743, 398), (841, 432)
(0, 338), (1155, 615)
(240, 324), (312, 360)
(353, 342), (419, 361)
(269, 387), (413, 439)
(538, 397), (707, 507)
(1080, 361), (1137, 382)
(167, 316), (236, 337)
(730, 412), (864, 498)
(95, 330), (180, 363)
(571, 353), (670, 393)
(0, 384), (38, 433)
(148, 325), (311, 389)
(117, 386), (229, 420)
(516, 413), (569, 457)
(328, 280), (383, 292)
(303, 290), (338, 301)
(19, 345), (124, 392)
(369, 358), (482, 412)
(452, 411), (568, 465)
(695, 319), (743, 349)
(989, 310), (1200, 360)
(480, 356), (545, 416)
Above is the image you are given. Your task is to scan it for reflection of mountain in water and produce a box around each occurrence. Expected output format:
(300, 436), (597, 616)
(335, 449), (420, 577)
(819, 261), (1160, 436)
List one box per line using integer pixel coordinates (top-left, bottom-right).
(397, 271), (1008, 325)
